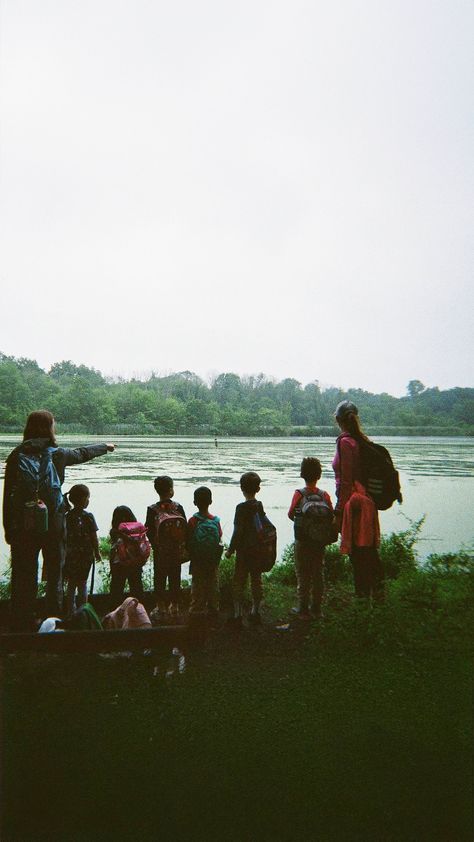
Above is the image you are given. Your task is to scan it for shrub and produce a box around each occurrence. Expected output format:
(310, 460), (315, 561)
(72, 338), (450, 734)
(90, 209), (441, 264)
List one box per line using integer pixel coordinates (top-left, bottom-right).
(379, 516), (424, 579)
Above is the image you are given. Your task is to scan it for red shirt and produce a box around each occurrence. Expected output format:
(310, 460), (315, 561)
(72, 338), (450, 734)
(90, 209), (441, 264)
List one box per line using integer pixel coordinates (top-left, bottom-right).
(288, 485), (333, 520)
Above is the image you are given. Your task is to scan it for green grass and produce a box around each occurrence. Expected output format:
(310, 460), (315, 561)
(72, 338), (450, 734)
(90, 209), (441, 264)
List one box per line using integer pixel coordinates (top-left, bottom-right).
(1, 535), (473, 841)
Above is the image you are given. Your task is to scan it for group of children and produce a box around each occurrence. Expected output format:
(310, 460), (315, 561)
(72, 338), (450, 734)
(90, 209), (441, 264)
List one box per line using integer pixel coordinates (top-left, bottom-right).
(64, 456), (335, 625)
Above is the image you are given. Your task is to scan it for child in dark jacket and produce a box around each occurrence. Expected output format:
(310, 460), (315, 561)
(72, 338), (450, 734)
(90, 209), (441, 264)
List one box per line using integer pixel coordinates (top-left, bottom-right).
(64, 484), (100, 615)
(188, 486), (223, 620)
(288, 457), (334, 618)
(109, 505), (145, 607)
(225, 471), (265, 626)
(145, 475), (187, 617)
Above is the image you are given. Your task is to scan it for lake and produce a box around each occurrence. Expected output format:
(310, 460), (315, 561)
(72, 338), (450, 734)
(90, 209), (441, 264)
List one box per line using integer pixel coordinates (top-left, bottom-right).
(0, 436), (473, 570)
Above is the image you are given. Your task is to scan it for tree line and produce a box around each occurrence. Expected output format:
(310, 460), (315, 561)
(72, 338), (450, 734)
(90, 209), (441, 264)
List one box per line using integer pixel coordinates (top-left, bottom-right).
(0, 353), (472, 436)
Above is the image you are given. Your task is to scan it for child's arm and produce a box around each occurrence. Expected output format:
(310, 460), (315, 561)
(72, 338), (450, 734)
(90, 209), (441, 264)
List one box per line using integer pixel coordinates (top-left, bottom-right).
(92, 532), (101, 561)
(90, 515), (101, 560)
(288, 490), (303, 521)
(225, 507), (244, 557)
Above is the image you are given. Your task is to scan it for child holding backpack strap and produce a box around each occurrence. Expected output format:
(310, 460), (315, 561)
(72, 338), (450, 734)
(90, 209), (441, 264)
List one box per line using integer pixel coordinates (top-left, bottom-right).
(64, 484), (100, 615)
(187, 486), (223, 621)
(145, 475), (187, 617)
(288, 458), (334, 619)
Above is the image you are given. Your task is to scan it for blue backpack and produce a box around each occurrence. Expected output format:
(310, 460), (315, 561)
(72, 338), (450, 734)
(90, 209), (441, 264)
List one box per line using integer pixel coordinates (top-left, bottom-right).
(14, 446), (63, 526)
(189, 514), (223, 563)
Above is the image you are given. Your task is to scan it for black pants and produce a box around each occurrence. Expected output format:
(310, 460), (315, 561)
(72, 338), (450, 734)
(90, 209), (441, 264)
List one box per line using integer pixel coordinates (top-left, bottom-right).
(350, 547), (384, 599)
(10, 529), (65, 631)
(110, 566), (144, 609)
(153, 551), (181, 604)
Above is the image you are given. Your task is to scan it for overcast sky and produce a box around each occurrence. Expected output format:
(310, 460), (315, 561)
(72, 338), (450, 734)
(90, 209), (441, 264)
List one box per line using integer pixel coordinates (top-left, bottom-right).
(0, 0), (472, 396)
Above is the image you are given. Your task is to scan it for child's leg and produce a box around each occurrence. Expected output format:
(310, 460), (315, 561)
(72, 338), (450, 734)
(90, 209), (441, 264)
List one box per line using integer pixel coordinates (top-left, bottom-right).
(110, 568), (126, 608)
(127, 568), (144, 601)
(294, 540), (311, 612)
(309, 547), (325, 615)
(76, 580), (88, 608)
(66, 579), (77, 615)
(189, 568), (206, 614)
(232, 556), (247, 617)
(153, 550), (168, 609)
(168, 561), (181, 612)
(249, 567), (263, 614)
(207, 565), (219, 613)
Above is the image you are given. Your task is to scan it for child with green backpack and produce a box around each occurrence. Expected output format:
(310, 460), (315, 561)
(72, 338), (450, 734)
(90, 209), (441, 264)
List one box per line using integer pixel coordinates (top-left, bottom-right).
(187, 486), (223, 621)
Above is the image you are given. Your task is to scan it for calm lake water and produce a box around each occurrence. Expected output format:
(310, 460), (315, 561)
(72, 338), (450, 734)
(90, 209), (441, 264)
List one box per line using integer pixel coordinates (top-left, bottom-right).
(0, 436), (473, 569)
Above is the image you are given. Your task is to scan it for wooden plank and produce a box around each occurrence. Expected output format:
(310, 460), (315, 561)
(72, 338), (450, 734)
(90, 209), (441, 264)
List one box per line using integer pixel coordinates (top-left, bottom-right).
(0, 626), (192, 655)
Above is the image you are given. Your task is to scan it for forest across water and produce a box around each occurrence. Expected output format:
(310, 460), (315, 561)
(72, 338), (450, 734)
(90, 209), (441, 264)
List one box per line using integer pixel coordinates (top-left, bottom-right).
(0, 353), (472, 436)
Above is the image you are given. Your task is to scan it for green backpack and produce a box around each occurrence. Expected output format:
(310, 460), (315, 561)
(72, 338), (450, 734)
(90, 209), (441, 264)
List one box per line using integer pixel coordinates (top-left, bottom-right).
(67, 602), (103, 631)
(190, 514), (223, 563)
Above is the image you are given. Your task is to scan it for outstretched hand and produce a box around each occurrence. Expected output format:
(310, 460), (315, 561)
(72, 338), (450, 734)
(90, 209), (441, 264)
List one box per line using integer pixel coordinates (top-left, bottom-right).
(106, 443), (116, 452)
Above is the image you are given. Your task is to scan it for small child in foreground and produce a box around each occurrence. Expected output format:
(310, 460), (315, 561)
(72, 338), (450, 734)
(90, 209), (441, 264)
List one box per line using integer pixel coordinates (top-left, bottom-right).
(288, 457), (334, 618)
(188, 486), (223, 621)
(225, 471), (266, 626)
(145, 475), (187, 616)
(64, 484), (100, 614)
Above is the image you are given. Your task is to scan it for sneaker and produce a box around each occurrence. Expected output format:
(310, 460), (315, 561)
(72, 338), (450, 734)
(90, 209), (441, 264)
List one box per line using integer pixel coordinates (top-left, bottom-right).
(290, 606), (311, 620)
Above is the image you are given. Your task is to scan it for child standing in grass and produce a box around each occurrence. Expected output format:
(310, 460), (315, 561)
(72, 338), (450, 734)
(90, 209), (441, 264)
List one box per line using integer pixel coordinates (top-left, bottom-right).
(64, 484), (100, 615)
(225, 471), (266, 626)
(288, 457), (334, 619)
(145, 475), (187, 617)
(109, 505), (145, 606)
(188, 486), (223, 622)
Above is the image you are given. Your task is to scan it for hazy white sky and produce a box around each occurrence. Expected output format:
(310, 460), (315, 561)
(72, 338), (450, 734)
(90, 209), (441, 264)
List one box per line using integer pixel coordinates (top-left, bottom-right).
(0, 0), (472, 396)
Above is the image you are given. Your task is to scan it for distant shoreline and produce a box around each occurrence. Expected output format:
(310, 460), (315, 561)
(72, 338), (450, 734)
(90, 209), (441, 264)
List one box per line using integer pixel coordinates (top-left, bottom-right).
(0, 426), (472, 438)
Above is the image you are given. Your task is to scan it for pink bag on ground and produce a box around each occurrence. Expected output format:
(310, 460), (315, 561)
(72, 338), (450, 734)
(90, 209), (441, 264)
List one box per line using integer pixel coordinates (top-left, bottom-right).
(103, 597), (152, 630)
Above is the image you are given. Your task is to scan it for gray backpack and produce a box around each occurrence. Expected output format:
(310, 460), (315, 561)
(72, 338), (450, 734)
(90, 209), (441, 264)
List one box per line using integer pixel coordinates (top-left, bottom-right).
(295, 489), (337, 546)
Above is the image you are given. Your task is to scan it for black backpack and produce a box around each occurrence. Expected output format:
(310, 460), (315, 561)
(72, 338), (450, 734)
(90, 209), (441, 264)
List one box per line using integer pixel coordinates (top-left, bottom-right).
(338, 436), (402, 510)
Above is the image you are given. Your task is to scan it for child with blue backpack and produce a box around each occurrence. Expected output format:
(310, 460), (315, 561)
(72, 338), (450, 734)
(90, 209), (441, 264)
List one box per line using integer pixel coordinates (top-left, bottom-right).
(187, 486), (223, 621)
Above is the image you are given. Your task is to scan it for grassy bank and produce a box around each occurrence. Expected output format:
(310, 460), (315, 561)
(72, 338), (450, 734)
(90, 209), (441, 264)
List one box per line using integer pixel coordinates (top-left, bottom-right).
(1, 534), (473, 841)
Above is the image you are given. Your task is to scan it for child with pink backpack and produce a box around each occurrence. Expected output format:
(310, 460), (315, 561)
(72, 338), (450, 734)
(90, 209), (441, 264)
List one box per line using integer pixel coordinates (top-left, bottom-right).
(109, 505), (148, 607)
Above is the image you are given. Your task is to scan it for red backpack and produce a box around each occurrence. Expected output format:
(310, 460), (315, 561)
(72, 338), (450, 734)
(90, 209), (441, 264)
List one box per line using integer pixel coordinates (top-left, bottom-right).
(154, 503), (188, 563)
(115, 522), (151, 568)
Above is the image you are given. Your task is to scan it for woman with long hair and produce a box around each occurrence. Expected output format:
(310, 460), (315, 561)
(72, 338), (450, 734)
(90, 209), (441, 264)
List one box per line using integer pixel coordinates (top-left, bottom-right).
(332, 400), (383, 600)
(2, 409), (115, 631)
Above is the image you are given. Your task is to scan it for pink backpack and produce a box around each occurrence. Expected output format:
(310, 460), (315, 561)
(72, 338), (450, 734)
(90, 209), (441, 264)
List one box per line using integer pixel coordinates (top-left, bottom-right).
(115, 522), (151, 568)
